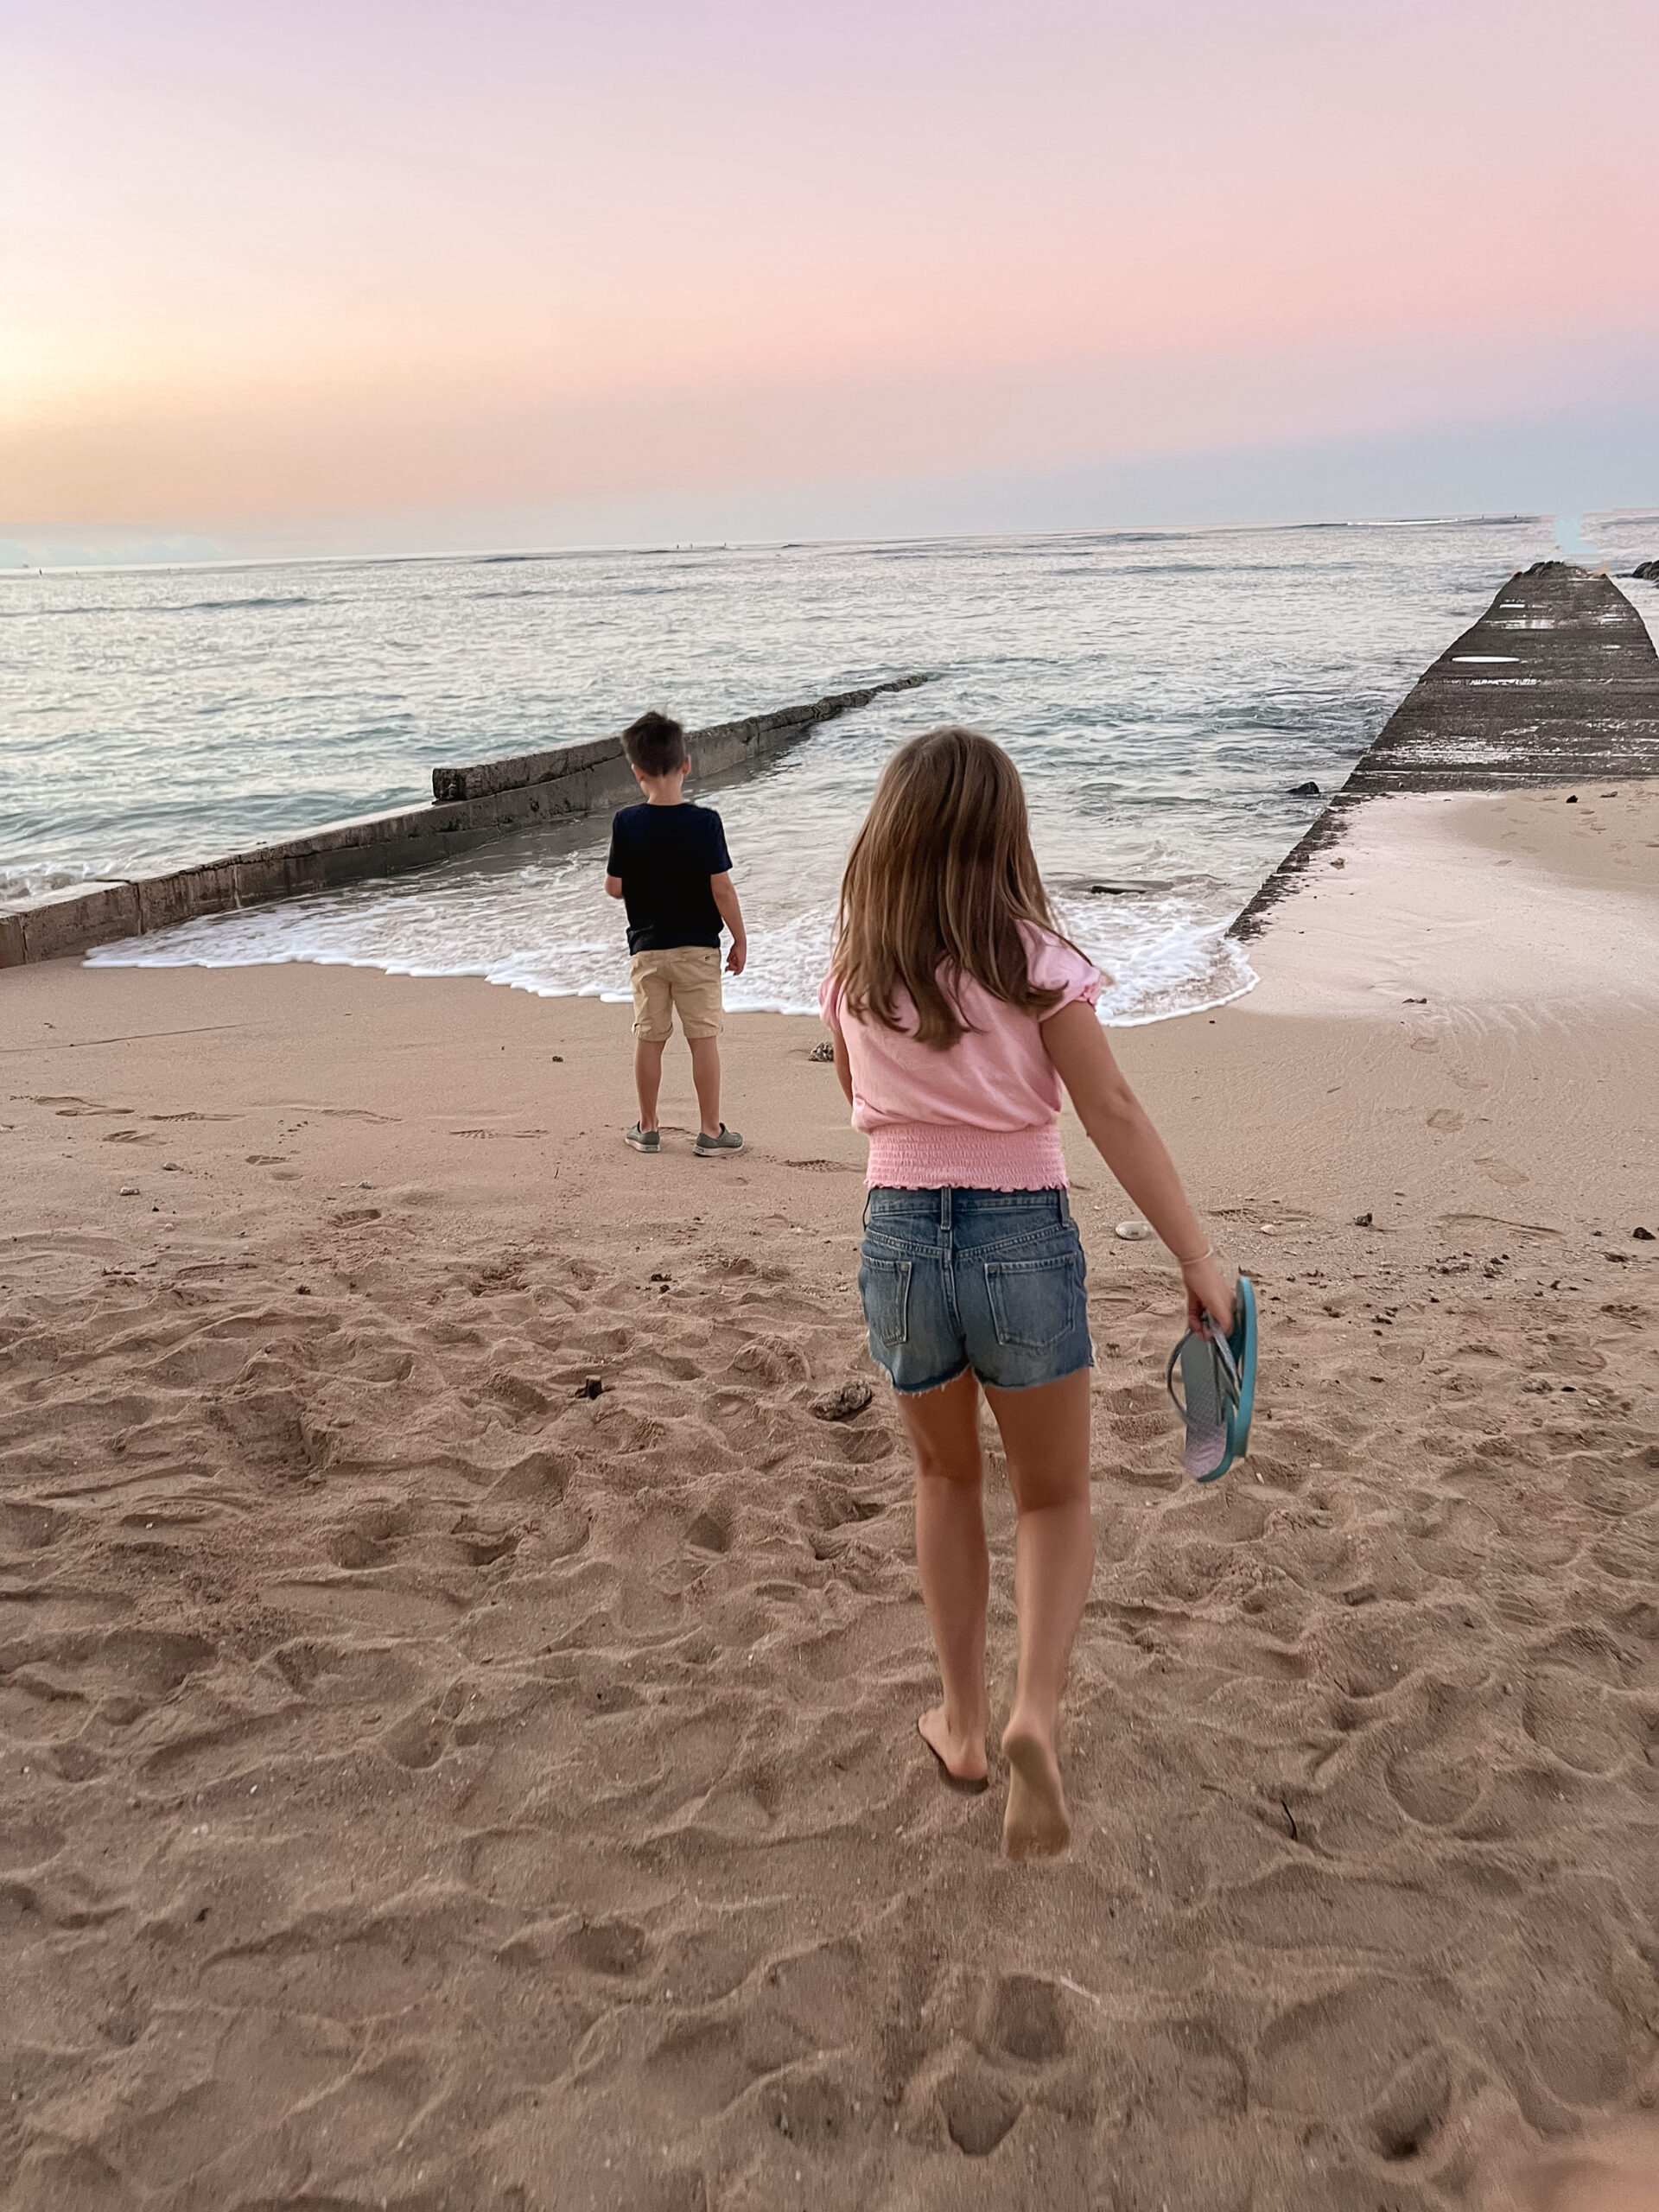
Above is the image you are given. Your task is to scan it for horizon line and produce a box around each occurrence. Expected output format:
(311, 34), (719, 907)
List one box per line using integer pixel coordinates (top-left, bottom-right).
(4, 505), (1638, 578)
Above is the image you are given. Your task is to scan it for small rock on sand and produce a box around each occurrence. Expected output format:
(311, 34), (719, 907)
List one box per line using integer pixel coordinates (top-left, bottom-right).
(1114, 1219), (1153, 1241)
(809, 1041), (835, 1063)
(810, 1380), (874, 1421)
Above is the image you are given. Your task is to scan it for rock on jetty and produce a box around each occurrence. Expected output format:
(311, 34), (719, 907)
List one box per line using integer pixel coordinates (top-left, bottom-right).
(0, 676), (930, 968)
(1231, 566), (1659, 939)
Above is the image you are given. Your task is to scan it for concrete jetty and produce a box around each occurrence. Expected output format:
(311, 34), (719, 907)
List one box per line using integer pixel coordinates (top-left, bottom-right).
(0, 675), (929, 969)
(1230, 565), (1659, 940)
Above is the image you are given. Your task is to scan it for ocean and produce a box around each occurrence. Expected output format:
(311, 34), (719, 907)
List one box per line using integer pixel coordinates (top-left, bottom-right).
(7, 511), (1650, 1024)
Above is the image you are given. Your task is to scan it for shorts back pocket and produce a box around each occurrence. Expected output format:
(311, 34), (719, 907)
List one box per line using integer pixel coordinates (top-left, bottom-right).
(858, 1256), (912, 1346)
(984, 1252), (1080, 1351)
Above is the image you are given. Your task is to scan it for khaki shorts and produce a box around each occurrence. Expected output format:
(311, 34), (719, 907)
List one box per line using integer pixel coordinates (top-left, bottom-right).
(630, 945), (724, 1041)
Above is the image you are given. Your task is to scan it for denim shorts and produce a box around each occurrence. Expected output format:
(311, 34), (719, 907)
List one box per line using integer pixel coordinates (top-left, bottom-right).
(858, 1186), (1094, 1396)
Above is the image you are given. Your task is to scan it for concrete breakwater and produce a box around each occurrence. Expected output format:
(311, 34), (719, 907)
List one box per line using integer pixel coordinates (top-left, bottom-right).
(1230, 565), (1659, 940)
(0, 675), (929, 969)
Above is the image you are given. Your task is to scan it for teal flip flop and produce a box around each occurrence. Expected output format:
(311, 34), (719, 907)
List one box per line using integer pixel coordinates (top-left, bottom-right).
(1166, 1274), (1257, 1484)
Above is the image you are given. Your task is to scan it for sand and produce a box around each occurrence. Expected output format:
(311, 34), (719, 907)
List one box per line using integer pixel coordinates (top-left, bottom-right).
(2, 786), (1656, 2210)
(1243, 783), (1659, 1020)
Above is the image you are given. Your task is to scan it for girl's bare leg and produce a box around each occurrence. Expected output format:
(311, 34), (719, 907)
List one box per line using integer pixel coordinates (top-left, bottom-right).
(982, 1368), (1094, 1859)
(895, 1369), (989, 1783)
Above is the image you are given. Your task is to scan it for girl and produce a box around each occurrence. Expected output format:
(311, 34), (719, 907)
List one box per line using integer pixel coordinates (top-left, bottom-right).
(819, 728), (1234, 1860)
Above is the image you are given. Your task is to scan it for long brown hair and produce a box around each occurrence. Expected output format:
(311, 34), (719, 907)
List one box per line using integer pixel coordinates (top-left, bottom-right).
(833, 727), (1068, 1049)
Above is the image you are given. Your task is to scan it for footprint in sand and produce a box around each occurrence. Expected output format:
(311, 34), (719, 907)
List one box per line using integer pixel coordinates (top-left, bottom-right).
(1365, 2045), (1454, 2164)
(1253, 1974), (1458, 2116)
(980, 1974), (1068, 2064)
(381, 1708), (449, 1770)
(1475, 1156), (1530, 1189)
(686, 1508), (734, 1554)
(758, 2070), (857, 2151)
(1386, 1747), (1484, 1827)
(1521, 1673), (1634, 1774)
(563, 1916), (648, 1976)
(0, 1501), (66, 1551)
(30, 1096), (134, 1117)
(929, 2049), (1025, 2156)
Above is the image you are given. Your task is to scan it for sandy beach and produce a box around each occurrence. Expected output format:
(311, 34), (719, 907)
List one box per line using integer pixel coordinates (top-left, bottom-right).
(3, 785), (1656, 2209)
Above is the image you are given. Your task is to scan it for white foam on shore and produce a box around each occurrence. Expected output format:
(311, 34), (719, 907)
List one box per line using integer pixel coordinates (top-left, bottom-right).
(86, 874), (1259, 1028)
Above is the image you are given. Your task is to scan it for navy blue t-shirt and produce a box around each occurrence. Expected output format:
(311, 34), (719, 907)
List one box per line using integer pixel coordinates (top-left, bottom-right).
(606, 801), (733, 955)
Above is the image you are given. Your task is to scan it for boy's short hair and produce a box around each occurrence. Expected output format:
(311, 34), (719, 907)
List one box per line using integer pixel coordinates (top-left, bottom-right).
(622, 709), (689, 778)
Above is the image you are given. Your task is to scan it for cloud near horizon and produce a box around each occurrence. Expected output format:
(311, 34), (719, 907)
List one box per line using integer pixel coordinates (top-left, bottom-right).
(5, 0), (1658, 547)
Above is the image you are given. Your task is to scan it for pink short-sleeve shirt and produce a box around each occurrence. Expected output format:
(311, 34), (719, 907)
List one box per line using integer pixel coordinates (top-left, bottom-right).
(818, 925), (1102, 1189)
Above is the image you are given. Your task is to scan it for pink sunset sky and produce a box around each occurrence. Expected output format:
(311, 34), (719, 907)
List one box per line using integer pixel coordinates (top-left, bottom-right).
(4, 0), (1658, 555)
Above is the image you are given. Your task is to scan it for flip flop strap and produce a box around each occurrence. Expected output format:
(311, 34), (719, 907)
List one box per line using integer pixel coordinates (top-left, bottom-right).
(1166, 1336), (1189, 1416)
(1169, 1329), (1242, 1416)
(1209, 1323), (1241, 1395)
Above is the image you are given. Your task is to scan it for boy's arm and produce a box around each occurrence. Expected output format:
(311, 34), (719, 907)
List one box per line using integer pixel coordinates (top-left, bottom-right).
(710, 872), (747, 974)
(605, 874), (624, 899)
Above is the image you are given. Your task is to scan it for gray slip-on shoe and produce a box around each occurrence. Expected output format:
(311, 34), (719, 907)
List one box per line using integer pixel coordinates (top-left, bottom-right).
(625, 1123), (661, 1153)
(694, 1124), (743, 1155)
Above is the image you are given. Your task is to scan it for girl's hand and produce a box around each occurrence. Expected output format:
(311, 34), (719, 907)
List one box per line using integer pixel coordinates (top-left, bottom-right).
(1182, 1255), (1234, 1338)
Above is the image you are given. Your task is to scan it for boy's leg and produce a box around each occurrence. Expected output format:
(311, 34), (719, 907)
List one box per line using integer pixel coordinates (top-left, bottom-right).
(633, 1039), (666, 1131)
(629, 955), (674, 1134)
(894, 1370), (990, 1783)
(982, 1368), (1093, 1859)
(669, 948), (728, 1141)
(688, 1036), (721, 1139)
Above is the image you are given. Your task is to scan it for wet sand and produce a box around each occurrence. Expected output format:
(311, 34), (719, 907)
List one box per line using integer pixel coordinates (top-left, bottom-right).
(2, 785), (1656, 2209)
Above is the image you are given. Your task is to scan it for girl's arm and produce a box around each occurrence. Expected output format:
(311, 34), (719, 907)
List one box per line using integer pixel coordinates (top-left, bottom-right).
(1041, 1000), (1234, 1334)
(830, 1020), (854, 1106)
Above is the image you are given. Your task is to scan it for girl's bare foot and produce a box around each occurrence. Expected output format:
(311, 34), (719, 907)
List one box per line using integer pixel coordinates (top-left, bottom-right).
(918, 1705), (988, 1788)
(1001, 1716), (1071, 1859)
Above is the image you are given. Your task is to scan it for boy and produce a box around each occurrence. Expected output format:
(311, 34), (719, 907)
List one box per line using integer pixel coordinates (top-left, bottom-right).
(605, 709), (747, 1155)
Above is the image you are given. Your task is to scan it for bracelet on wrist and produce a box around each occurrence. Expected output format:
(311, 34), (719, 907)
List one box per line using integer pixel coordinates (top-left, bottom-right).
(1175, 1246), (1213, 1269)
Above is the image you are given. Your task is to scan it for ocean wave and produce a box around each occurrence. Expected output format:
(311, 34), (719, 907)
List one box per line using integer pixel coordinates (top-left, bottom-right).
(7, 592), (334, 616)
(86, 869), (1258, 1029)
(1, 861), (124, 904)
(174, 594), (316, 613)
